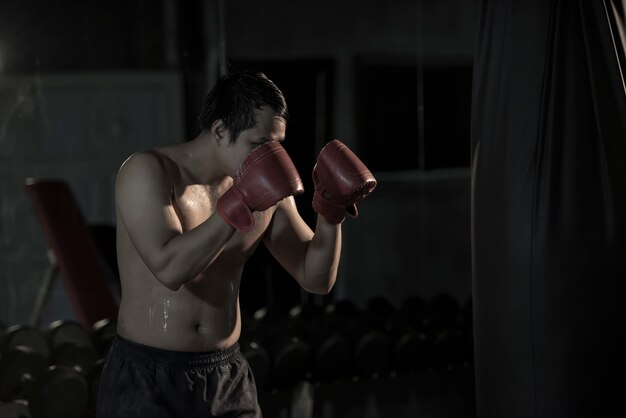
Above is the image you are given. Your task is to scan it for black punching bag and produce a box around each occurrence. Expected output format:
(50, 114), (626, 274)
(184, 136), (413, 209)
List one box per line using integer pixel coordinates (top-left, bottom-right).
(471, 1), (626, 417)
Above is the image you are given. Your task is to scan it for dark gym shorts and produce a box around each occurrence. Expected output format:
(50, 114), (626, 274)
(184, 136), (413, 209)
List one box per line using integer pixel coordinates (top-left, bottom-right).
(96, 335), (262, 418)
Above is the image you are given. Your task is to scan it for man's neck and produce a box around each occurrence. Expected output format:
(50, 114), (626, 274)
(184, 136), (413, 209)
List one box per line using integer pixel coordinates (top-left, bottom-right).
(173, 133), (229, 187)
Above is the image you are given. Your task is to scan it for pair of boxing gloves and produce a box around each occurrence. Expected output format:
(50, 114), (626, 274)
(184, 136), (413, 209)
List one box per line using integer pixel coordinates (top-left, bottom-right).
(217, 139), (376, 231)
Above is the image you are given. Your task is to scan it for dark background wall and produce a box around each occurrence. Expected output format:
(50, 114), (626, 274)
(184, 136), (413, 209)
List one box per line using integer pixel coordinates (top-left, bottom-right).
(0, 0), (478, 322)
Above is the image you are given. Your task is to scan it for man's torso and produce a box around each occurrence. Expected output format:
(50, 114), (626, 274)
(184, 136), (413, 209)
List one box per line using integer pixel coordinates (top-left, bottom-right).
(116, 147), (274, 352)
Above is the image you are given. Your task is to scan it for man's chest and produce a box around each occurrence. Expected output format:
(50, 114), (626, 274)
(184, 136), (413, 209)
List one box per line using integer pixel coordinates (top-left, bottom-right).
(172, 185), (216, 230)
(172, 185), (272, 256)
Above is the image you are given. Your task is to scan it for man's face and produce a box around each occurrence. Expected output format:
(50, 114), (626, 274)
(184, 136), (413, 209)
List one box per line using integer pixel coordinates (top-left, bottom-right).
(222, 106), (286, 177)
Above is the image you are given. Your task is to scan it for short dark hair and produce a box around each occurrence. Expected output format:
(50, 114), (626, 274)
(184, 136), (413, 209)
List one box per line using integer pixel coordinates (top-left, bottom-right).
(198, 70), (288, 143)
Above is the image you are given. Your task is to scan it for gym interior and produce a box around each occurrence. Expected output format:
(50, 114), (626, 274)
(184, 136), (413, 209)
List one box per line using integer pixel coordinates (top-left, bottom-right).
(0, 1), (624, 417)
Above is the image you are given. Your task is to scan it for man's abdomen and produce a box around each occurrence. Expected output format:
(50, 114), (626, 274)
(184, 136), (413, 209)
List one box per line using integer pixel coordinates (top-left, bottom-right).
(116, 272), (242, 352)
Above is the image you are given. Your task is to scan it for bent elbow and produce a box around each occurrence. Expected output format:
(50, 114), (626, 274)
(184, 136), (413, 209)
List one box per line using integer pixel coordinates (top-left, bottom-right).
(149, 257), (183, 291)
(161, 276), (183, 291)
(304, 277), (335, 295)
(158, 267), (185, 291)
(311, 287), (332, 296)
(168, 283), (183, 292)
(319, 282), (335, 295)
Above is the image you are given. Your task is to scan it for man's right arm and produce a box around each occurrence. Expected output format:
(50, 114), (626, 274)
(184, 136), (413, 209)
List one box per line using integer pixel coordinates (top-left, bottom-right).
(115, 152), (236, 291)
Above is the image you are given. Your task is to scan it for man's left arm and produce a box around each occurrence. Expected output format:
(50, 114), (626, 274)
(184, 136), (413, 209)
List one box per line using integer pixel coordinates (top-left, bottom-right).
(263, 196), (341, 295)
(264, 139), (376, 295)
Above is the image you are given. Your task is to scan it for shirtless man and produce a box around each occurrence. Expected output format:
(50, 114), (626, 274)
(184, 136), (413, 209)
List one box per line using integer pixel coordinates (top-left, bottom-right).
(96, 70), (376, 417)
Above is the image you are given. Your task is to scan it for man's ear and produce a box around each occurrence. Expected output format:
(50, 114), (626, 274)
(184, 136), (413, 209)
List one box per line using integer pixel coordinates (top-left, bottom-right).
(211, 120), (228, 143)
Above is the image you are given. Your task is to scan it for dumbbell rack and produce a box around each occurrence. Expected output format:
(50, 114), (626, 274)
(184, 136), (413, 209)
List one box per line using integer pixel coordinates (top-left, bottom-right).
(241, 294), (476, 417)
(0, 318), (117, 418)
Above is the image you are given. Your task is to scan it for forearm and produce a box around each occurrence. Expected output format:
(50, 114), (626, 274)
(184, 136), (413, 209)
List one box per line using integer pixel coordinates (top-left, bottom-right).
(303, 215), (342, 294)
(157, 214), (235, 290)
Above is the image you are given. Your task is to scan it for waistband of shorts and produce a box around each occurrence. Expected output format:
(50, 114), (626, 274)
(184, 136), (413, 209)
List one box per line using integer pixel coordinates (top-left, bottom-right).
(112, 335), (240, 367)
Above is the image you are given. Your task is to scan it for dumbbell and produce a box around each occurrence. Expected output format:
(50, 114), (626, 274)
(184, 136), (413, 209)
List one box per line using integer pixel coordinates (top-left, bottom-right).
(402, 293), (466, 370)
(401, 295), (432, 332)
(269, 306), (313, 388)
(239, 313), (271, 391)
(0, 399), (29, 418)
(76, 314), (116, 410)
(27, 365), (90, 418)
(392, 330), (428, 374)
(286, 302), (354, 384)
(246, 305), (312, 389)
(430, 328), (464, 370)
(0, 325), (50, 402)
(427, 293), (461, 337)
(321, 298), (388, 379)
(311, 299), (392, 381)
(306, 302), (355, 382)
(91, 318), (117, 358)
(1, 325), (49, 361)
(380, 296), (430, 373)
(353, 297), (400, 377)
(86, 358), (106, 417)
(0, 324), (46, 405)
(46, 320), (99, 375)
(239, 340), (270, 390)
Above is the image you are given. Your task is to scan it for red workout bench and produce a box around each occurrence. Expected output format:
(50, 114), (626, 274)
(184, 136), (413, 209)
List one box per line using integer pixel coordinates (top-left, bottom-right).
(24, 179), (118, 328)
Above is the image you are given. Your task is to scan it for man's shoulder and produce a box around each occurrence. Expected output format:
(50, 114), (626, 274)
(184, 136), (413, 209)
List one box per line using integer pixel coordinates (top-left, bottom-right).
(119, 149), (178, 180)
(116, 149), (179, 195)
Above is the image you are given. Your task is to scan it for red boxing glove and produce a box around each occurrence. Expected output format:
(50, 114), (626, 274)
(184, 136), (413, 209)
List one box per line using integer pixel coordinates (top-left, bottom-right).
(312, 139), (377, 224)
(217, 142), (304, 231)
